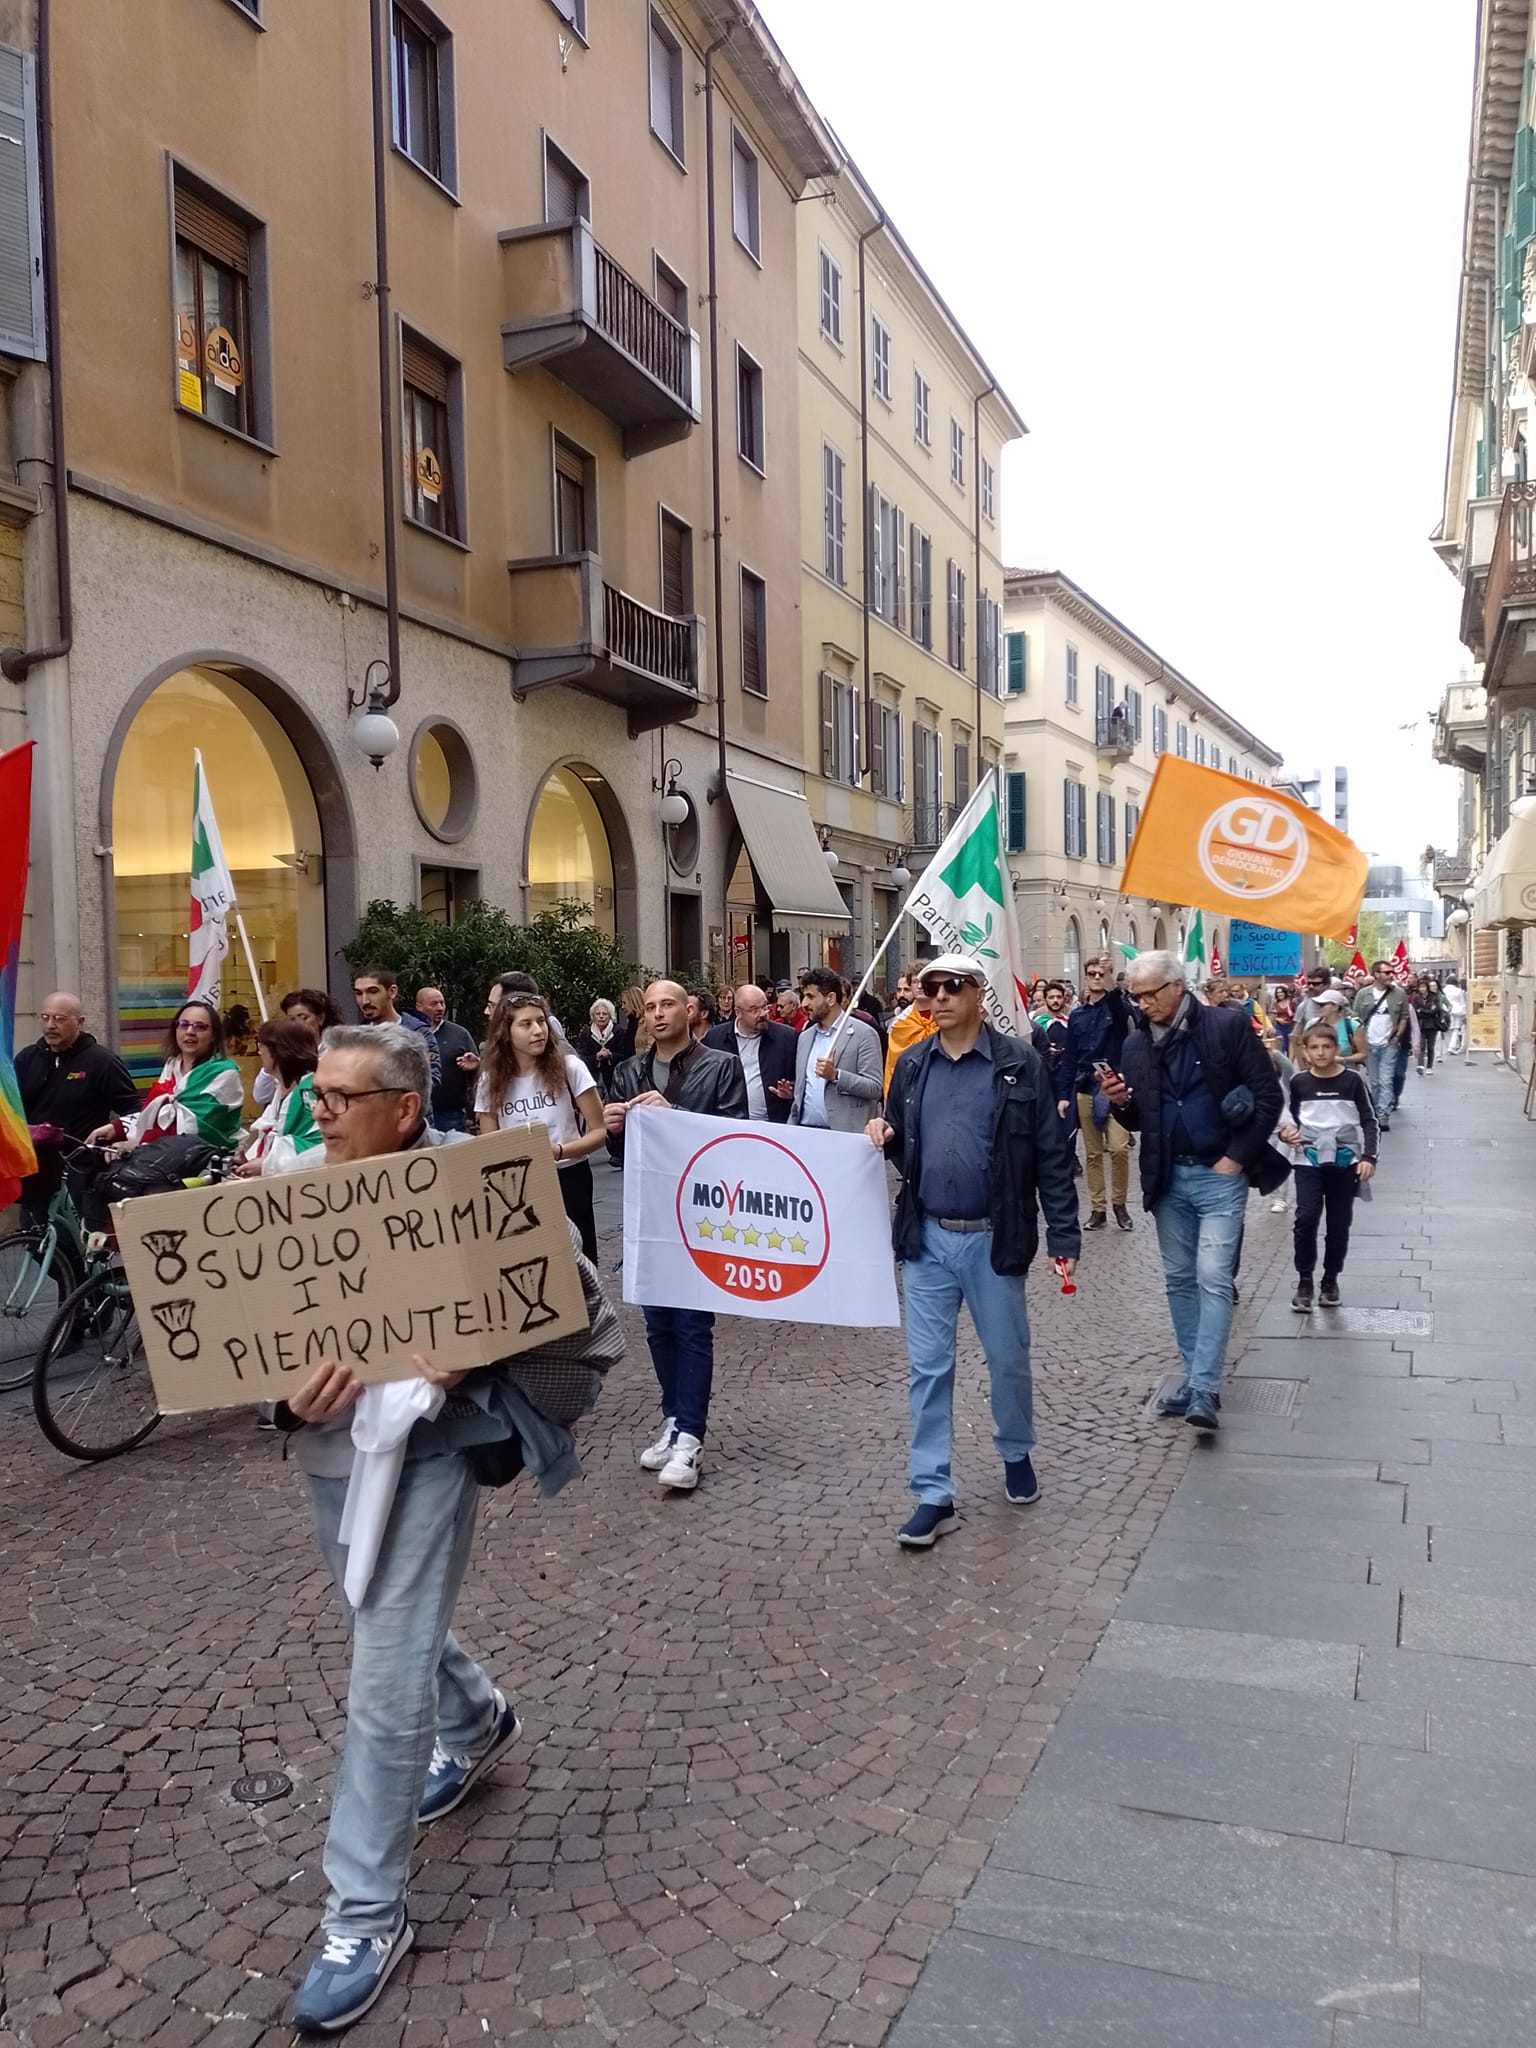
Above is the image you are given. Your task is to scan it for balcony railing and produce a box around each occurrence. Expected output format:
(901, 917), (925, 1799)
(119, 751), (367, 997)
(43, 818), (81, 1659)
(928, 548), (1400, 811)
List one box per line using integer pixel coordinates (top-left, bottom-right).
(1433, 851), (1473, 894)
(507, 552), (704, 735)
(1095, 710), (1135, 757)
(602, 581), (697, 693)
(1483, 481), (1536, 657)
(593, 246), (692, 411)
(908, 801), (961, 849)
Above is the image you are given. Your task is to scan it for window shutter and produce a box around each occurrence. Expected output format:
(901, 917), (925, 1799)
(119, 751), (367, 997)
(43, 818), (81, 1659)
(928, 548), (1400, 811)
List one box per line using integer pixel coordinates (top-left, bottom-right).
(545, 146), (582, 224)
(1063, 779), (1072, 854)
(402, 332), (449, 402)
(1006, 632), (1026, 693)
(742, 578), (763, 694)
(819, 672), (835, 776)
(894, 712), (905, 799)
(661, 517), (687, 615)
(869, 486), (885, 615)
(870, 702), (885, 792)
(0, 50), (41, 360)
(849, 688), (861, 784)
(1006, 771), (1026, 852)
(174, 182), (250, 275)
(894, 508), (907, 631)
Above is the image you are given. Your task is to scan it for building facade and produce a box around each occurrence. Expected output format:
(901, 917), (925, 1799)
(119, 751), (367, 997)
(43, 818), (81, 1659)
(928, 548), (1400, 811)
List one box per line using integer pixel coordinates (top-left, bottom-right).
(18, 0), (859, 1058)
(1275, 764), (1349, 838)
(1001, 571), (1282, 986)
(793, 160), (1023, 993)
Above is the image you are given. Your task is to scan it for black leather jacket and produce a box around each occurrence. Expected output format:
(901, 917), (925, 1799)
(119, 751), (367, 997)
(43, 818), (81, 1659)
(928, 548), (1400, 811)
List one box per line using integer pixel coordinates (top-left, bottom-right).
(606, 1036), (748, 1162)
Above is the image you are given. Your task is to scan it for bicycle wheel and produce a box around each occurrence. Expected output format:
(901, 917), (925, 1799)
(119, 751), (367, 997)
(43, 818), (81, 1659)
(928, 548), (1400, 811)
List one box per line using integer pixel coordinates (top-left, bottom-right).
(0, 1227), (78, 1393)
(32, 1271), (161, 1461)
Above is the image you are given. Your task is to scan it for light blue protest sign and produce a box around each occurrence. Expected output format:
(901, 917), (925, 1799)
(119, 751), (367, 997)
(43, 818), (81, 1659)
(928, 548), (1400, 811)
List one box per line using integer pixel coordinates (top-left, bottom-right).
(1227, 920), (1301, 977)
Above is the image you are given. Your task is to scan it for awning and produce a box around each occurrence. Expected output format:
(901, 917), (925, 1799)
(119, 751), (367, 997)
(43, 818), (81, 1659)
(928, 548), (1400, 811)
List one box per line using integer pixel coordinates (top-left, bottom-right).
(726, 771), (849, 922)
(1472, 805), (1536, 927)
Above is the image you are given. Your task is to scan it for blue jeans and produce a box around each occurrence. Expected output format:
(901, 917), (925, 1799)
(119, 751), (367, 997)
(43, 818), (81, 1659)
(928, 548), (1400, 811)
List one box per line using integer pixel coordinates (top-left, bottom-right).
(641, 1305), (715, 1440)
(1152, 1163), (1248, 1397)
(306, 1455), (500, 1937)
(902, 1217), (1035, 1505)
(1365, 1041), (1396, 1123)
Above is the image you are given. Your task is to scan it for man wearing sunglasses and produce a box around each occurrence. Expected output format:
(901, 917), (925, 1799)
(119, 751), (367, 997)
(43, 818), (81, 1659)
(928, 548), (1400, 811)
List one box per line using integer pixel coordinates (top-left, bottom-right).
(1059, 951), (1136, 1231)
(1101, 951), (1282, 1433)
(867, 956), (1079, 1549)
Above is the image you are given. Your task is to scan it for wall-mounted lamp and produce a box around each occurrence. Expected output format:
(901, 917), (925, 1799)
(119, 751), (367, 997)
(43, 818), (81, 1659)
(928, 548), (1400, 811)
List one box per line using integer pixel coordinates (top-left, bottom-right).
(655, 756), (690, 827)
(346, 657), (400, 770)
(819, 826), (839, 871)
(888, 845), (911, 890)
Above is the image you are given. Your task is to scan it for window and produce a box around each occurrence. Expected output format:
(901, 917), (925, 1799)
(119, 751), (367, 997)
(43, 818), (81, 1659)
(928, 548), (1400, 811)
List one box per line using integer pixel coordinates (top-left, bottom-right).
(553, 434), (594, 554)
(548, 0), (587, 31)
(979, 596), (1002, 697)
(659, 509), (693, 616)
(981, 455), (995, 523)
(871, 317), (891, 402)
(949, 416), (965, 489)
(914, 370), (930, 448)
(869, 488), (905, 627)
(910, 526), (933, 648)
(0, 48), (42, 363)
(1152, 704), (1168, 755)
(653, 256), (689, 327)
(544, 136), (590, 222)
(823, 443), (845, 584)
(401, 329), (460, 539)
(1063, 778), (1087, 858)
(736, 346), (765, 471)
(1095, 665), (1119, 744)
(819, 247), (842, 345)
(953, 733), (972, 808)
(1124, 685), (1143, 744)
(420, 864), (481, 925)
(1096, 791), (1116, 866)
(871, 702), (904, 799)
(649, 11), (685, 164)
(731, 130), (760, 260)
(819, 673), (860, 785)
(1210, 744), (1222, 773)
(740, 568), (767, 695)
(1176, 721), (1189, 758)
(226, 0), (261, 17)
(945, 560), (967, 672)
(913, 724), (943, 843)
(1066, 646), (1079, 706)
(1194, 732), (1207, 765)
(391, 2), (453, 188)
(173, 178), (258, 437)
(1005, 631), (1027, 695)
(1005, 771), (1027, 852)
(1124, 800), (1141, 852)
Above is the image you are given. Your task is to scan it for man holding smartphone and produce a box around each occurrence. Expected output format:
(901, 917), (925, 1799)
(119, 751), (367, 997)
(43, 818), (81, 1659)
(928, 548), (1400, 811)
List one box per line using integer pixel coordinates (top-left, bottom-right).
(1060, 952), (1135, 1230)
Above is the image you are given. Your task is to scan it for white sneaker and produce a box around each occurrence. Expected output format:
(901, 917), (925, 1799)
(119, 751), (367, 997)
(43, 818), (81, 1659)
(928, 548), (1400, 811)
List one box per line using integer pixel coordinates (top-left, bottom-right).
(1269, 1198), (1287, 1212)
(640, 1418), (678, 1470)
(658, 1432), (702, 1490)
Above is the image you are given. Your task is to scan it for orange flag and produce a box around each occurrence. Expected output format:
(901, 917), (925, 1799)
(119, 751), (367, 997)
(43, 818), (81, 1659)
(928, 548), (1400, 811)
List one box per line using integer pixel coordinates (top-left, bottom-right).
(1120, 756), (1366, 941)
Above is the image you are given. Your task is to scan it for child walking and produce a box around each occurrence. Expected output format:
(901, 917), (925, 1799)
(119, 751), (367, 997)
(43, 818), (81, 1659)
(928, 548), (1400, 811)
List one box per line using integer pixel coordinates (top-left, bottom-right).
(1278, 1018), (1378, 1311)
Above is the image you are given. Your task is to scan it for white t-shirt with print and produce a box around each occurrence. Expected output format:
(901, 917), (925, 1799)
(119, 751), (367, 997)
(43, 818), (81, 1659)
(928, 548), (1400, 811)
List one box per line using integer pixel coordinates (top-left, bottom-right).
(1364, 997), (1394, 1048)
(474, 1052), (596, 1168)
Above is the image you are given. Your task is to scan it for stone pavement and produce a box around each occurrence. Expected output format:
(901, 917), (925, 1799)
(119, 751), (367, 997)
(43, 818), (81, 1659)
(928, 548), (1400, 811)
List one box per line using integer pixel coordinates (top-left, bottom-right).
(894, 1056), (1536, 2047)
(0, 1151), (1296, 2046)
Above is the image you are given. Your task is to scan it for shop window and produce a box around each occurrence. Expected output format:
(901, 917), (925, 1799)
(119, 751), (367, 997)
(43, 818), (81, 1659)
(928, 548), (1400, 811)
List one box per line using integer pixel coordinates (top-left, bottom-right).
(528, 766), (616, 931)
(173, 174), (264, 439)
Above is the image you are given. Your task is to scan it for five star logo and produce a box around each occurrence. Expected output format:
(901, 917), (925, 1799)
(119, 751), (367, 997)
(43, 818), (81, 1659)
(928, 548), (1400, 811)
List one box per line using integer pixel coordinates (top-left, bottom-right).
(697, 1219), (715, 1239)
(741, 1225), (760, 1246)
(765, 1228), (783, 1249)
(719, 1222), (737, 1242)
(789, 1233), (808, 1255)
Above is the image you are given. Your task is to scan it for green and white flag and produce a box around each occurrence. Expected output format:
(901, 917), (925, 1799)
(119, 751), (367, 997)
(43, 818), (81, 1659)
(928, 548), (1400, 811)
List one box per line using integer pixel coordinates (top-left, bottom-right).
(903, 778), (1028, 1034)
(1184, 907), (1205, 982)
(188, 748), (236, 1007)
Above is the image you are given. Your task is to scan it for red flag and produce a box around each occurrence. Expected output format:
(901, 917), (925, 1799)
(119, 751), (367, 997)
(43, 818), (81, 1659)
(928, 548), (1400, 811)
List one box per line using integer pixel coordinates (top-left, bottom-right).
(1345, 951), (1368, 987)
(0, 743), (36, 1207)
(1209, 941), (1224, 978)
(1392, 940), (1412, 987)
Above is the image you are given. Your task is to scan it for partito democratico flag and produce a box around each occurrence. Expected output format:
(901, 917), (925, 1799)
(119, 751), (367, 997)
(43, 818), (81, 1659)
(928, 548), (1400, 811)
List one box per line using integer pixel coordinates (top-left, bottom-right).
(1120, 756), (1367, 941)
(187, 748), (236, 1006)
(902, 779), (1028, 1032)
(622, 1108), (901, 1327)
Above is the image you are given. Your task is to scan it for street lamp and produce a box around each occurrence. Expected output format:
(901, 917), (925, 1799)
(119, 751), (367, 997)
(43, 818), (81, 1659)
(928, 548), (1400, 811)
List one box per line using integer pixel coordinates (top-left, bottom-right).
(819, 827), (839, 871)
(346, 658), (400, 770)
(655, 756), (689, 827)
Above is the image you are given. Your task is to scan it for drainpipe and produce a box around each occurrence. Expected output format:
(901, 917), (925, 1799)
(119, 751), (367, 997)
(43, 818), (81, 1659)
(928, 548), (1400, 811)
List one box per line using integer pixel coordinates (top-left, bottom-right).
(368, 0), (402, 709)
(972, 378), (995, 774)
(702, 28), (734, 954)
(856, 207), (884, 777)
(2, 0), (71, 681)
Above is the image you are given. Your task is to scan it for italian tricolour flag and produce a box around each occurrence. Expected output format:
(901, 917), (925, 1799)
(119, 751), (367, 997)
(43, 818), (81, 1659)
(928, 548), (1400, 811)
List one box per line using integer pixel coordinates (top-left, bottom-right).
(902, 778), (1028, 1034)
(188, 749), (236, 1007)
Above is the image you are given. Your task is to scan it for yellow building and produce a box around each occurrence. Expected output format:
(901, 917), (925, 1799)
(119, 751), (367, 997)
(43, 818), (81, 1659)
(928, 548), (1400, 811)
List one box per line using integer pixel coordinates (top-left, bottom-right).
(792, 159), (1023, 995)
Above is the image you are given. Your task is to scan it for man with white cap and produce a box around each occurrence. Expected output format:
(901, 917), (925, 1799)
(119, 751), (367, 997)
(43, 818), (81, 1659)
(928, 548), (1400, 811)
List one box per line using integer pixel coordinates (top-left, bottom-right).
(866, 955), (1080, 1548)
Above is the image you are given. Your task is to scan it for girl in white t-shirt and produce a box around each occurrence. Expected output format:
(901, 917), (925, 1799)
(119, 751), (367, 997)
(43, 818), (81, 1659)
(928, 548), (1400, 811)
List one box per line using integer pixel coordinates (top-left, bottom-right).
(475, 992), (606, 1259)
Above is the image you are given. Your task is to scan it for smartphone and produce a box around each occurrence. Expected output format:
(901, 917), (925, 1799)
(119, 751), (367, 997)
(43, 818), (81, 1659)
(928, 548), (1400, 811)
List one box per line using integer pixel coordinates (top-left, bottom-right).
(1092, 1059), (1117, 1079)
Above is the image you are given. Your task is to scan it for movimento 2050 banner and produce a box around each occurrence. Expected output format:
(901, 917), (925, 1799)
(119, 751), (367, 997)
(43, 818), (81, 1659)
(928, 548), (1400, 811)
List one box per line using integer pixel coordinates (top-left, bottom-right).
(622, 1108), (900, 1326)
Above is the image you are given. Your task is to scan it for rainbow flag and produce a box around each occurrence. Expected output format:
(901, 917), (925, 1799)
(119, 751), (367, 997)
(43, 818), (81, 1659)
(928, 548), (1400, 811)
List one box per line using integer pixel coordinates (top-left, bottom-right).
(0, 743), (36, 1206)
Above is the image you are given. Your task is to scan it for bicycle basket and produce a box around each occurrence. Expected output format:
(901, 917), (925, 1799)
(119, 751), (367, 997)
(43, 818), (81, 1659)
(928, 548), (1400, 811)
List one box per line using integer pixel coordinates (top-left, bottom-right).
(106, 1136), (220, 1205)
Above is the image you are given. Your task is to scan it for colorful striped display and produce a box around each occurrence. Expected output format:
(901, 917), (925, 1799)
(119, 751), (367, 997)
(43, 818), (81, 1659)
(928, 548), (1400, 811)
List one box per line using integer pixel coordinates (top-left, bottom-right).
(0, 743), (37, 1206)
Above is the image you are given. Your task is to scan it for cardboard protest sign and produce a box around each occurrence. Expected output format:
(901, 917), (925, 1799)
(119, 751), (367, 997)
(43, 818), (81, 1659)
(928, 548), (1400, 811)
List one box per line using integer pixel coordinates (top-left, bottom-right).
(113, 1129), (588, 1413)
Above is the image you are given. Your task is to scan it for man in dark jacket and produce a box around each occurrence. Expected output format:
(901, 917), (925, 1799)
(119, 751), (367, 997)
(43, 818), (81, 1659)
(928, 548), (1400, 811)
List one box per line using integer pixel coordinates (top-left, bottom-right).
(866, 955), (1079, 1549)
(1060, 952), (1136, 1230)
(1102, 951), (1282, 1433)
(703, 982), (796, 1123)
(17, 993), (140, 1218)
(605, 980), (749, 1491)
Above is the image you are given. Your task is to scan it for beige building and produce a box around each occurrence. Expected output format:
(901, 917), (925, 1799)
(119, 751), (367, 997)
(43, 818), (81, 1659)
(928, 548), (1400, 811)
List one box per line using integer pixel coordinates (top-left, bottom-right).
(6, 0), (858, 1066)
(792, 159), (1023, 994)
(1001, 571), (1282, 985)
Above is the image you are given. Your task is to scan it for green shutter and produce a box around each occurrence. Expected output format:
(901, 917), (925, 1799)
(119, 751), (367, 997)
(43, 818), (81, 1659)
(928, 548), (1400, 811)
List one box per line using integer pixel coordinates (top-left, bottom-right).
(1005, 632), (1026, 694)
(1006, 771), (1026, 851)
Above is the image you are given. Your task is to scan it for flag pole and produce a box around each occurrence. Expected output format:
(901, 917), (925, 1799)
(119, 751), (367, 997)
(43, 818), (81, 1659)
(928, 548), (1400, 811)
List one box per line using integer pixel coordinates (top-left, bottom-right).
(235, 912), (269, 1022)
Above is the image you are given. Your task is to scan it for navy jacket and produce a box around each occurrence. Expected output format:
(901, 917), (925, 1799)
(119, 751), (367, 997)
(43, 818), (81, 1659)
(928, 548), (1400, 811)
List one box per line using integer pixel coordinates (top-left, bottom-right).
(881, 1025), (1080, 1275)
(1114, 1000), (1285, 1209)
(1061, 989), (1135, 1101)
(703, 1018), (798, 1123)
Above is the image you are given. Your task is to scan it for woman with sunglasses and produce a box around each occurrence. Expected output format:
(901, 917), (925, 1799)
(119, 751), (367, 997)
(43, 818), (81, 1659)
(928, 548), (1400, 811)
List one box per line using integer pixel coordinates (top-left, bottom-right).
(89, 997), (245, 1150)
(475, 992), (605, 1261)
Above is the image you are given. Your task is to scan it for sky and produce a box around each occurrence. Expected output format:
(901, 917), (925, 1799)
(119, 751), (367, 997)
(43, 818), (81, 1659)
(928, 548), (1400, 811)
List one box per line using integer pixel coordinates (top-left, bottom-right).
(761, 0), (1475, 871)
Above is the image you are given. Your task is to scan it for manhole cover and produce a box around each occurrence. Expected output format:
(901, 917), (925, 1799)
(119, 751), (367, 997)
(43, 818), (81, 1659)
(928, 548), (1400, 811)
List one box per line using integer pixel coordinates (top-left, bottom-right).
(1223, 1377), (1300, 1416)
(231, 1771), (291, 1805)
(1314, 1308), (1432, 1337)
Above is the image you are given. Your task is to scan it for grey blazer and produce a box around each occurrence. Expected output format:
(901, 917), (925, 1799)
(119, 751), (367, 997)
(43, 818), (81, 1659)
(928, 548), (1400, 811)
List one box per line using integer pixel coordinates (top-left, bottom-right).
(790, 1012), (884, 1134)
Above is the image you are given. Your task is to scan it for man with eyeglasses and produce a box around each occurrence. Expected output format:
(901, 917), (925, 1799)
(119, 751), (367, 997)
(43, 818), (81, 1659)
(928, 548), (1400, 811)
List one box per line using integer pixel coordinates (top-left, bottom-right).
(867, 955), (1079, 1548)
(1059, 951), (1136, 1231)
(1100, 951), (1282, 1432)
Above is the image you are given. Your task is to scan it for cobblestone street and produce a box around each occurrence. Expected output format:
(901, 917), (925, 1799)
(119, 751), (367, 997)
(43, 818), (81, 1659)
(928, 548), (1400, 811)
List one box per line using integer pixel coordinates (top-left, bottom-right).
(0, 1169), (1291, 2047)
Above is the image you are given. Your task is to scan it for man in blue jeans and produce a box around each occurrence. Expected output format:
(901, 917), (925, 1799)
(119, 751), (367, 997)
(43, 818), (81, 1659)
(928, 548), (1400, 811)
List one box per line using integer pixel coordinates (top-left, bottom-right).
(1103, 952), (1283, 1432)
(604, 980), (748, 1491)
(867, 955), (1079, 1549)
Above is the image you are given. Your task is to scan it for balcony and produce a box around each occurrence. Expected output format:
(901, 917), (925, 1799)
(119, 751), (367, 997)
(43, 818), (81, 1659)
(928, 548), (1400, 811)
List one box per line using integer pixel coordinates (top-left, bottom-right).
(1457, 496), (1501, 659)
(506, 552), (704, 736)
(1095, 709), (1135, 760)
(907, 801), (961, 851)
(499, 219), (700, 456)
(1432, 680), (1487, 772)
(1481, 483), (1536, 707)
(1433, 851), (1474, 896)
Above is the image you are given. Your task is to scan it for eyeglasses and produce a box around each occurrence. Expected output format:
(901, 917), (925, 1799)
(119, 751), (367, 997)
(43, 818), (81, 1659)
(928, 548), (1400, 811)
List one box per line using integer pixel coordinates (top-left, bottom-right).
(1085, 966), (1108, 978)
(176, 1018), (212, 1031)
(312, 1085), (407, 1116)
(1131, 980), (1179, 1006)
(919, 977), (974, 998)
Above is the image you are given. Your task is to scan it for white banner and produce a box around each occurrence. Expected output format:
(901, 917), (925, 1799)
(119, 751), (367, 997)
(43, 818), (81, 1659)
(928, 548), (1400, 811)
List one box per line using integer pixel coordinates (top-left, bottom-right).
(622, 1107), (901, 1326)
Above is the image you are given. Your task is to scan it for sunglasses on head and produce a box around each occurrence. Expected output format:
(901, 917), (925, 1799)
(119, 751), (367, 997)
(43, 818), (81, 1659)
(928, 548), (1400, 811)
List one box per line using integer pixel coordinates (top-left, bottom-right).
(920, 976), (973, 998)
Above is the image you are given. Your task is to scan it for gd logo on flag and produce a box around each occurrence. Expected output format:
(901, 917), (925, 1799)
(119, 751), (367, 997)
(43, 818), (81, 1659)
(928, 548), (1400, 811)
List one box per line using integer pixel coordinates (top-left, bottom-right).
(1197, 796), (1309, 901)
(677, 1132), (830, 1302)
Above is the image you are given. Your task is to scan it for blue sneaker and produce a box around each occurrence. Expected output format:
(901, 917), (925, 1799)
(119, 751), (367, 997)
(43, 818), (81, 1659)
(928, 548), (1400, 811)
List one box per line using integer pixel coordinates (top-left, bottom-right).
(292, 1915), (412, 2033)
(417, 1689), (522, 1825)
(1004, 1456), (1041, 1505)
(897, 1501), (959, 1549)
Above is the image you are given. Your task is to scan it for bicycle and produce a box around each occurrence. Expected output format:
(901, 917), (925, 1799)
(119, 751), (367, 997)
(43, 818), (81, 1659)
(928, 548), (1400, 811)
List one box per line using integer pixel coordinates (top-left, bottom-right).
(0, 1131), (90, 1393)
